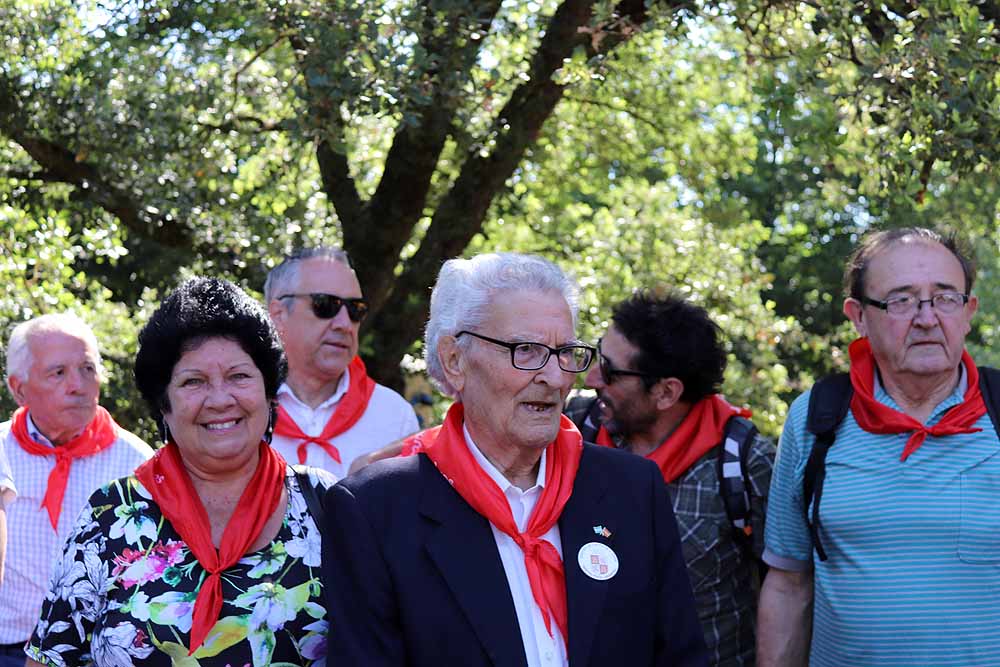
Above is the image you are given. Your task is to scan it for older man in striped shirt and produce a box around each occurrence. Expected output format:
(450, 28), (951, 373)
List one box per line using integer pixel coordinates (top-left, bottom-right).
(759, 228), (1000, 667)
(0, 313), (152, 666)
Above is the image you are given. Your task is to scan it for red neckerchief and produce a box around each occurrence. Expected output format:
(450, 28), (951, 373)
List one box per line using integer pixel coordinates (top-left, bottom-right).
(134, 441), (286, 654)
(594, 395), (750, 483)
(419, 403), (581, 648)
(398, 425), (441, 457)
(848, 337), (985, 461)
(273, 356), (376, 464)
(11, 406), (117, 530)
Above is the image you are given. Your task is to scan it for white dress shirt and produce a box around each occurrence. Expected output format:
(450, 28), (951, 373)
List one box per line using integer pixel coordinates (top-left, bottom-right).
(0, 412), (153, 642)
(464, 424), (569, 667)
(270, 365), (419, 479)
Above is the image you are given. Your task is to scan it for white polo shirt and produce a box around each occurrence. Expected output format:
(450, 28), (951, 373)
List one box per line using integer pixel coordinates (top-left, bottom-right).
(464, 424), (569, 667)
(270, 366), (419, 479)
(0, 412), (153, 643)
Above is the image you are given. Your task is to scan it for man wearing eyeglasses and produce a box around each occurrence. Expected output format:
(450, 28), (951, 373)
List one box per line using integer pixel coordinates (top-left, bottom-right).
(322, 252), (707, 667)
(565, 291), (774, 667)
(265, 246), (418, 478)
(759, 228), (999, 667)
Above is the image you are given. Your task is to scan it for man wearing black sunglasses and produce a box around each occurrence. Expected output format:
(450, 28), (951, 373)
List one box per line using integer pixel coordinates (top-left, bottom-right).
(265, 247), (418, 478)
(566, 291), (774, 667)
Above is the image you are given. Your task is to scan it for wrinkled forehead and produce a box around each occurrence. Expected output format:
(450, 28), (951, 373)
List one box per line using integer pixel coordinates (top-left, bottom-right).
(867, 239), (967, 292)
(29, 329), (100, 363)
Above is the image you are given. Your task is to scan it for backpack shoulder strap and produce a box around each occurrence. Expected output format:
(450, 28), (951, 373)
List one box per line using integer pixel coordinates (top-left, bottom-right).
(978, 366), (1000, 442)
(292, 464), (325, 530)
(566, 395), (603, 443)
(717, 415), (758, 533)
(802, 372), (852, 562)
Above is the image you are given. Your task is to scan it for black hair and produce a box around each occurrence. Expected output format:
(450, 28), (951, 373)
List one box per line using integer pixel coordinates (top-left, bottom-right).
(134, 277), (286, 418)
(844, 227), (976, 299)
(611, 290), (726, 403)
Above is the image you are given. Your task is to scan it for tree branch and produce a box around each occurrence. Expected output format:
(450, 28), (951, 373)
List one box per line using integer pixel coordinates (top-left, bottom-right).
(564, 93), (675, 134)
(316, 133), (364, 228)
(364, 0), (677, 386)
(345, 0), (505, 311)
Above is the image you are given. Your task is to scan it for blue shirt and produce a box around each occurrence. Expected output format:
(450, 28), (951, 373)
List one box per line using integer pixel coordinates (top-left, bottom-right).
(765, 375), (1000, 666)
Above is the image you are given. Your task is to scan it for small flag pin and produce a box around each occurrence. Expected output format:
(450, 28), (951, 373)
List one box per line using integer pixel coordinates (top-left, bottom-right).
(592, 525), (612, 538)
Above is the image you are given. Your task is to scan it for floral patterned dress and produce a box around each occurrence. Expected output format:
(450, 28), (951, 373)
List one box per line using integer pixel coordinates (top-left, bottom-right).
(27, 465), (335, 667)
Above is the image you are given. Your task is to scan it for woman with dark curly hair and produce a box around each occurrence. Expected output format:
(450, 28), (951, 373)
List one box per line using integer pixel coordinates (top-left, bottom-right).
(25, 277), (335, 667)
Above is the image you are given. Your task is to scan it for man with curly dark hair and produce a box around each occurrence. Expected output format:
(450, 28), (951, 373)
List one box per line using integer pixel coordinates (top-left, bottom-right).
(567, 291), (774, 667)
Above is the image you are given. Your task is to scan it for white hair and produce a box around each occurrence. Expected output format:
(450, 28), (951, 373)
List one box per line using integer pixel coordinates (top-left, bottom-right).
(5, 313), (104, 391)
(424, 253), (580, 396)
(264, 246), (354, 305)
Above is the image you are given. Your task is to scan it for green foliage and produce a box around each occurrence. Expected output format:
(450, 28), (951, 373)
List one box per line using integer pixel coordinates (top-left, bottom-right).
(0, 198), (159, 442)
(2, 0), (1000, 441)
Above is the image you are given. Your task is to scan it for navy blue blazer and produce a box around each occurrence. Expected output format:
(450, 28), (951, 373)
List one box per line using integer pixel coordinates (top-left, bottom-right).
(322, 442), (708, 667)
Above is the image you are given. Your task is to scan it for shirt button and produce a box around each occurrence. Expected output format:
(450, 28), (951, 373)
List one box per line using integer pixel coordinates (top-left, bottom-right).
(545, 651), (553, 661)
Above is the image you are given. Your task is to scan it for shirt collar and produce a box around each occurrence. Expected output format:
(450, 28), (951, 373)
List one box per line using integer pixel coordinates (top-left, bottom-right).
(25, 413), (55, 448)
(463, 422), (547, 493)
(874, 363), (969, 420)
(277, 365), (351, 411)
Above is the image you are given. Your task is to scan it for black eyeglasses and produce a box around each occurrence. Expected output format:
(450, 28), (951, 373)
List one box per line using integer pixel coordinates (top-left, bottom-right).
(597, 337), (658, 385)
(278, 293), (370, 323)
(860, 291), (969, 318)
(456, 330), (595, 373)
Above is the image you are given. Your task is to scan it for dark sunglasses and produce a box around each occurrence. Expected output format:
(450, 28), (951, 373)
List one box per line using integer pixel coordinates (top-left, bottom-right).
(278, 293), (370, 323)
(597, 337), (658, 385)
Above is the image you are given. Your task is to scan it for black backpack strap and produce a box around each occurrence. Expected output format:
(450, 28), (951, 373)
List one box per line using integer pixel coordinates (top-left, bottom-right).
(978, 367), (1000, 442)
(565, 395), (603, 443)
(803, 372), (853, 562)
(717, 415), (758, 534)
(293, 464), (325, 531)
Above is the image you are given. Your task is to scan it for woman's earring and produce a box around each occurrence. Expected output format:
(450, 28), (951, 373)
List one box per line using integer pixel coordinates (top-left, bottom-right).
(264, 404), (276, 444)
(157, 417), (172, 444)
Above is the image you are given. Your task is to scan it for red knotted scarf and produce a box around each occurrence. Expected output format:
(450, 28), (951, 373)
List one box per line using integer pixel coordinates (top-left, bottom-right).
(273, 356), (376, 464)
(11, 406), (117, 529)
(594, 395), (750, 483)
(419, 403), (581, 648)
(848, 337), (985, 461)
(134, 441), (286, 654)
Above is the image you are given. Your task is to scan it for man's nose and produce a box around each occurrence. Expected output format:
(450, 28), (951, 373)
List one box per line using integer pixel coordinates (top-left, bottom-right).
(584, 363), (602, 389)
(912, 299), (939, 326)
(535, 351), (568, 384)
(328, 303), (354, 329)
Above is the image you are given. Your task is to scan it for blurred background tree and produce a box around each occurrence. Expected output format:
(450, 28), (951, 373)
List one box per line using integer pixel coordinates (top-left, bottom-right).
(2, 0), (999, 441)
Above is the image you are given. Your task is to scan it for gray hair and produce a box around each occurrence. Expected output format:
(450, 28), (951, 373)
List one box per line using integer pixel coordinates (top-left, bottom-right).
(264, 246), (354, 305)
(424, 253), (580, 396)
(5, 313), (104, 391)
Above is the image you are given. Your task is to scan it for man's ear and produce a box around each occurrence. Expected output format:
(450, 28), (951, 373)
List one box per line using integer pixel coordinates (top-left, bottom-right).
(7, 375), (26, 407)
(650, 377), (685, 411)
(843, 298), (866, 337)
(268, 299), (288, 331)
(438, 336), (466, 394)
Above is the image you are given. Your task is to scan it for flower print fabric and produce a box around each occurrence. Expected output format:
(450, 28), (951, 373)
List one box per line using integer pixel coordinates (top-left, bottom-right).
(27, 465), (335, 667)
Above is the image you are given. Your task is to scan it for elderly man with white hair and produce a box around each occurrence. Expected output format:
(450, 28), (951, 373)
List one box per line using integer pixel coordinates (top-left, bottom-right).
(322, 253), (708, 667)
(0, 313), (152, 667)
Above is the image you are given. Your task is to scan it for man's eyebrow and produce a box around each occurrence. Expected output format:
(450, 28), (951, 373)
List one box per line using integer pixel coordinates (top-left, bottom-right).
(883, 280), (963, 295)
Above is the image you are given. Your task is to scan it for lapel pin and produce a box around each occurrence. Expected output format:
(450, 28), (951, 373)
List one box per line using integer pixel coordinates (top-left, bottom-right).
(592, 525), (612, 538)
(578, 542), (619, 581)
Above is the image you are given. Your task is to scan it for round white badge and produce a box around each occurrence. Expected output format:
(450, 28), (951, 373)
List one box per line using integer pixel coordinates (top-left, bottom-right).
(577, 541), (619, 581)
